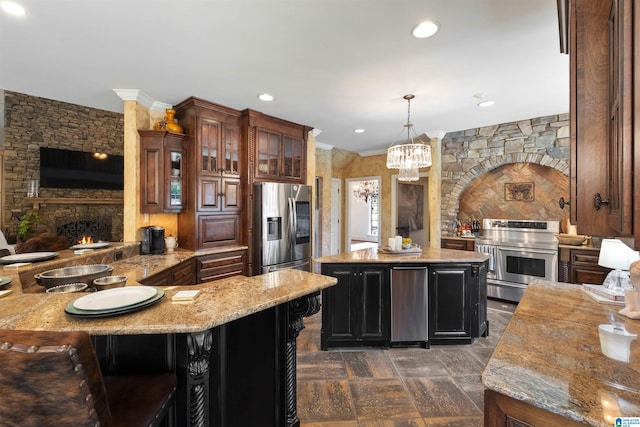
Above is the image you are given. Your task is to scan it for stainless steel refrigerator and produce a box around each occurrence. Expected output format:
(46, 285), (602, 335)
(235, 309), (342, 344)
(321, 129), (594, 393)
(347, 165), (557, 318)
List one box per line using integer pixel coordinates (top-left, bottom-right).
(253, 182), (312, 274)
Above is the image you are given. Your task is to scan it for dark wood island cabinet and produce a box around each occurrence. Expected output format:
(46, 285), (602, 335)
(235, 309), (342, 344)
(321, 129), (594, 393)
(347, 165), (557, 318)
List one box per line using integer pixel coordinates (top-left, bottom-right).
(316, 248), (489, 349)
(320, 263), (389, 350)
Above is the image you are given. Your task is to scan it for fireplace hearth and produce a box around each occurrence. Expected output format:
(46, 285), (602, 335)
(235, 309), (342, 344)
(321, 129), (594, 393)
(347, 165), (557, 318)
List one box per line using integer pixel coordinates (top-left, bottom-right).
(56, 218), (112, 246)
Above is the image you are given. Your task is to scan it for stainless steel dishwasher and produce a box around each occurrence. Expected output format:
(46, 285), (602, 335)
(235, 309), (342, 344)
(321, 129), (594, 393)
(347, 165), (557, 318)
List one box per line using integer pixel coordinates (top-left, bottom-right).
(390, 266), (428, 346)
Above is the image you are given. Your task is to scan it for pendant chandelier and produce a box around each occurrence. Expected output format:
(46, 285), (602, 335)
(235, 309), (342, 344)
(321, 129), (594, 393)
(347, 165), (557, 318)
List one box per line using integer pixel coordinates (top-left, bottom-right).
(386, 94), (432, 181)
(353, 180), (379, 203)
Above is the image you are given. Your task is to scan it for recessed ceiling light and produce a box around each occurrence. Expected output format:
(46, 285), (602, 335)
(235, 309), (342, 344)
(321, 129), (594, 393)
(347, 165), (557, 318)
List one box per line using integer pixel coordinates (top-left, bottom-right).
(354, 129), (365, 134)
(1, 1), (25, 16)
(258, 93), (274, 102)
(412, 21), (438, 39)
(477, 101), (495, 108)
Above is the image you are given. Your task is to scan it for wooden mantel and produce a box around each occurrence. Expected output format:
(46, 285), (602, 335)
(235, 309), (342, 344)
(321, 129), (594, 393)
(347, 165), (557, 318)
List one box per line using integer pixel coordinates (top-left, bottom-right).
(24, 197), (124, 211)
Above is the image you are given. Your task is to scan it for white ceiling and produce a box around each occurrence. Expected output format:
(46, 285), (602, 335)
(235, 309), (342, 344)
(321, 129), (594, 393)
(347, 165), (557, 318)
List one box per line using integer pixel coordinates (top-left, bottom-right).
(0, 0), (569, 155)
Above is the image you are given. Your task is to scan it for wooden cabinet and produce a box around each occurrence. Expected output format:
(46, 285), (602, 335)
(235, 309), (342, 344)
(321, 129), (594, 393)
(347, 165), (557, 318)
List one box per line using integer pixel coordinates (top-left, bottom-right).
(139, 130), (187, 213)
(174, 97), (244, 251)
(558, 247), (611, 284)
(255, 128), (305, 181)
(197, 249), (247, 283)
(320, 261), (488, 349)
(561, 0), (635, 242)
(484, 389), (584, 427)
(138, 258), (196, 286)
(441, 237), (475, 251)
(243, 109), (311, 184)
(429, 263), (475, 344)
(320, 263), (389, 350)
(428, 262), (487, 344)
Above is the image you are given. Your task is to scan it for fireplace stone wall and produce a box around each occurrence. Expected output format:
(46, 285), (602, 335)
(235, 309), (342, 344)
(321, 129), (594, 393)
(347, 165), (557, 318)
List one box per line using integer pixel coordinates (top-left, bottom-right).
(2, 91), (124, 243)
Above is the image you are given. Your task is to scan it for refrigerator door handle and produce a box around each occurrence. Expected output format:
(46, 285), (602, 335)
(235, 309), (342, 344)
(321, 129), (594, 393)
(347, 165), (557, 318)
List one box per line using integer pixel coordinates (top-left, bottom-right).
(288, 197), (295, 248)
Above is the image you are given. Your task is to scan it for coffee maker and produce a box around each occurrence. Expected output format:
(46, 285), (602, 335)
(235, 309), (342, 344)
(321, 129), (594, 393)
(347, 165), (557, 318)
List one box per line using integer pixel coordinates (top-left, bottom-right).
(140, 226), (165, 254)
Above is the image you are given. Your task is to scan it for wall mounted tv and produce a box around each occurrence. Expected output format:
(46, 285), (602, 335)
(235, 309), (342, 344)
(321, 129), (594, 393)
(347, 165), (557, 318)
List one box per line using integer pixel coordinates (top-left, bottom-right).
(40, 147), (124, 190)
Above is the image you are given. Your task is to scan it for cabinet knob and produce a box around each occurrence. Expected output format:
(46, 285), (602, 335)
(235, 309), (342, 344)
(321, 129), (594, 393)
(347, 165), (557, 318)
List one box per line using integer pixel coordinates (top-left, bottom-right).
(593, 193), (609, 211)
(558, 197), (570, 209)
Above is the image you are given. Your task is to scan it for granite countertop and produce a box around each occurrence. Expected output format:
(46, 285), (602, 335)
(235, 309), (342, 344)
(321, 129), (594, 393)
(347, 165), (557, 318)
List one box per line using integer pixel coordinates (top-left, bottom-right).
(482, 281), (640, 426)
(314, 247), (489, 265)
(1, 243), (248, 294)
(0, 269), (336, 335)
(0, 244), (336, 335)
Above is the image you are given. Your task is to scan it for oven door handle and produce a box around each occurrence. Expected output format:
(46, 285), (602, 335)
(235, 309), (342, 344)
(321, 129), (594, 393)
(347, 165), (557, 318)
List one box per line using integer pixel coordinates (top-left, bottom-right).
(497, 247), (558, 256)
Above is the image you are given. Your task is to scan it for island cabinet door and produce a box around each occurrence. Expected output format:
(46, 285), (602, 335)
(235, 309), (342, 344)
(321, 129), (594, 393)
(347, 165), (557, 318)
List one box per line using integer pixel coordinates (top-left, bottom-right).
(321, 264), (389, 349)
(428, 264), (473, 344)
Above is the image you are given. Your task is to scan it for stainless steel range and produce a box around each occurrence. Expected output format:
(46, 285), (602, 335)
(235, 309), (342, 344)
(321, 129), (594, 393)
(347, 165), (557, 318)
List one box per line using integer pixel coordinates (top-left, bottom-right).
(475, 219), (559, 302)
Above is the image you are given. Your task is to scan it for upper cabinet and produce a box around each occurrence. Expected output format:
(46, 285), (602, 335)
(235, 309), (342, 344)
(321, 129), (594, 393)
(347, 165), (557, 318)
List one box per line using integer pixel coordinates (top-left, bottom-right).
(560, 0), (637, 244)
(244, 110), (311, 184)
(174, 97), (244, 251)
(139, 130), (187, 213)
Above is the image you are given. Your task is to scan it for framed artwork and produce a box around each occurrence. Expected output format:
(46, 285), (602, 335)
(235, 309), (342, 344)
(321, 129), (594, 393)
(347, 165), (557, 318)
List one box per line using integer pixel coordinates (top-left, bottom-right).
(504, 182), (535, 201)
(397, 183), (424, 231)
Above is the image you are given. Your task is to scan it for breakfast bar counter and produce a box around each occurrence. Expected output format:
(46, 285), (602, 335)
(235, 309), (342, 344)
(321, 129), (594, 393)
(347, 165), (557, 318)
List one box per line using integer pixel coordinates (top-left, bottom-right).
(0, 246), (337, 427)
(482, 281), (640, 426)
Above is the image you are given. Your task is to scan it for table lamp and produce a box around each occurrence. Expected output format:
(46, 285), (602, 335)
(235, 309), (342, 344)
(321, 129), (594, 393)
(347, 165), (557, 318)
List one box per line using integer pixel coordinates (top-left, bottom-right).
(598, 239), (640, 292)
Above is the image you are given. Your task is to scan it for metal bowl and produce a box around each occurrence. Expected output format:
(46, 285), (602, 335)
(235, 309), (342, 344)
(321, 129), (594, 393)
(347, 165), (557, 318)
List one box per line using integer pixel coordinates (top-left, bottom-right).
(93, 275), (127, 291)
(45, 283), (88, 294)
(34, 264), (114, 289)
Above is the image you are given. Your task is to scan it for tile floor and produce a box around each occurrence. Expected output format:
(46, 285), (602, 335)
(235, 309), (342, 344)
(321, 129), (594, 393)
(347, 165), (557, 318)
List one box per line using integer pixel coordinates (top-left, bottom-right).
(296, 299), (516, 426)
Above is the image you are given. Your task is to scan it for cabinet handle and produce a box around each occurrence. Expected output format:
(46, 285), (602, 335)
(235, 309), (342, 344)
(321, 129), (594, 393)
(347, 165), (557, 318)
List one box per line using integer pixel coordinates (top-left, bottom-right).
(218, 192), (225, 198)
(558, 197), (570, 209)
(593, 193), (609, 211)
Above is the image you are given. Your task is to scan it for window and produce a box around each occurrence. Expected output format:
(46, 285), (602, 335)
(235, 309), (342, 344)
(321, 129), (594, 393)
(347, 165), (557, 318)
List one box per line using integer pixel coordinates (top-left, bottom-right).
(370, 193), (379, 236)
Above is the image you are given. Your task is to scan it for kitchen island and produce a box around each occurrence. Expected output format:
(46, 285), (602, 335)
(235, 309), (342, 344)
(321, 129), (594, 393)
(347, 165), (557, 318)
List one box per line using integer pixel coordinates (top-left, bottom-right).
(0, 246), (337, 427)
(314, 247), (489, 349)
(482, 281), (640, 426)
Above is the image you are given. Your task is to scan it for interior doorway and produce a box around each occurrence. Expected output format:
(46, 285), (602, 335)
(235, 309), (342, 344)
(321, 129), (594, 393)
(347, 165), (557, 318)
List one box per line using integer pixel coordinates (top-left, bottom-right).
(346, 177), (381, 252)
(391, 173), (429, 247)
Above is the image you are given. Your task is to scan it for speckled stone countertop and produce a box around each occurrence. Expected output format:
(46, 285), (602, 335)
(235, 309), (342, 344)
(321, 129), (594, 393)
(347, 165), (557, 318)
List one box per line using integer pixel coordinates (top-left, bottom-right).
(0, 244), (336, 335)
(314, 247), (489, 265)
(482, 281), (640, 426)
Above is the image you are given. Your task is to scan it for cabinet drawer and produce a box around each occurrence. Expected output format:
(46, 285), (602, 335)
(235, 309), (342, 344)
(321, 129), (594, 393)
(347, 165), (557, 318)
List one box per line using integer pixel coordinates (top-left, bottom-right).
(139, 269), (171, 287)
(171, 259), (196, 285)
(441, 238), (475, 251)
(570, 249), (600, 265)
(197, 250), (247, 283)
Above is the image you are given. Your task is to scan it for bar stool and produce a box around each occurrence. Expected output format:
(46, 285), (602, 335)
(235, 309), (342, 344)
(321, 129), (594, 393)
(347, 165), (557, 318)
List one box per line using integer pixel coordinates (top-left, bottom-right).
(0, 329), (176, 427)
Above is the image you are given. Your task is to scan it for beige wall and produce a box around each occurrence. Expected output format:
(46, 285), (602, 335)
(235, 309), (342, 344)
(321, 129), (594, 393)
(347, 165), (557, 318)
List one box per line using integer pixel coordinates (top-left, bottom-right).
(316, 139), (441, 253)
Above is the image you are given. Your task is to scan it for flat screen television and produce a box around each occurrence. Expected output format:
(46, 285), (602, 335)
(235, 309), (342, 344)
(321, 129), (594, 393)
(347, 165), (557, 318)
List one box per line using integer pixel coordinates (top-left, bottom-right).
(40, 147), (124, 190)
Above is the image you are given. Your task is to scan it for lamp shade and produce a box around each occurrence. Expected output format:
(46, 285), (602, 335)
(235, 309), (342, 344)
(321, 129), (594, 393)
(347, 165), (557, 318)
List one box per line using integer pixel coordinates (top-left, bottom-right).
(598, 239), (640, 270)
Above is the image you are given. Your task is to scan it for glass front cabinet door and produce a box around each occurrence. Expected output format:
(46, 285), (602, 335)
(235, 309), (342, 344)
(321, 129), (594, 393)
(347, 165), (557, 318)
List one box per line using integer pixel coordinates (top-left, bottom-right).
(139, 130), (188, 213)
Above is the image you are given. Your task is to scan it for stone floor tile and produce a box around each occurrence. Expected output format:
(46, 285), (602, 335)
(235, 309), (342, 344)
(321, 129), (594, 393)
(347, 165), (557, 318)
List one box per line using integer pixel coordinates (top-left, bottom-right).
(342, 350), (398, 379)
(404, 377), (482, 418)
(298, 380), (356, 422)
(357, 418), (428, 427)
(434, 349), (486, 377)
(349, 378), (421, 420)
(422, 416), (484, 426)
(298, 351), (348, 380)
(387, 348), (449, 377)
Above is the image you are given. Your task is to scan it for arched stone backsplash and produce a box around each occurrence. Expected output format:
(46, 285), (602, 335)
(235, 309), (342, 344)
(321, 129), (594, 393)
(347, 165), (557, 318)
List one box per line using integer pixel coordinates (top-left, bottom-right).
(457, 162), (569, 229)
(441, 114), (570, 236)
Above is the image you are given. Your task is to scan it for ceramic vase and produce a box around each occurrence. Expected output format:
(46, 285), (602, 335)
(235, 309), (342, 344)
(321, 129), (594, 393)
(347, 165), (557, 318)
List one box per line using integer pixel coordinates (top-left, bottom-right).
(164, 109), (183, 133)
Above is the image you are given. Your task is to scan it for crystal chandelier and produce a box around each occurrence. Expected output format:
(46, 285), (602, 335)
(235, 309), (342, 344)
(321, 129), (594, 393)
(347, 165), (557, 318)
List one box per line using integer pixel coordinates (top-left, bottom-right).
(352, 180), (379, 203)
(386, 94), (432, 181)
